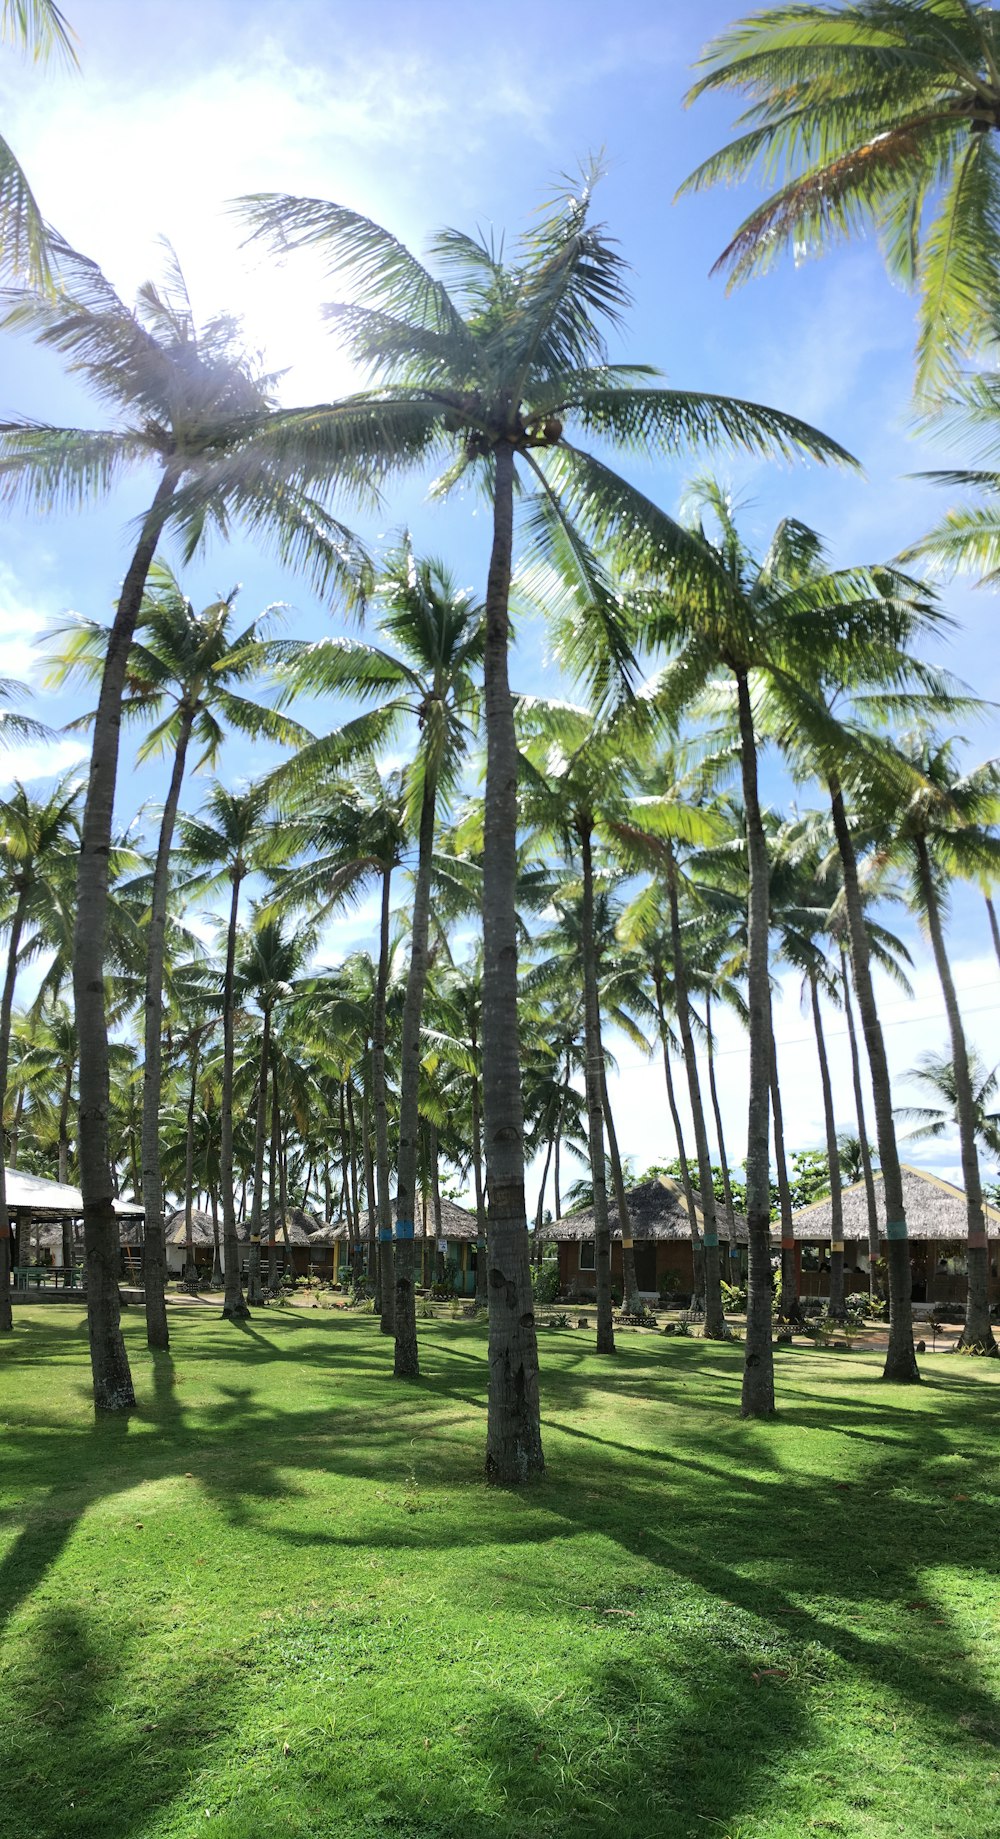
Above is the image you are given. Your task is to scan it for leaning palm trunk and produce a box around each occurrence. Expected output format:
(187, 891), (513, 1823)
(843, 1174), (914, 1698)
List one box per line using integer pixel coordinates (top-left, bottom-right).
(770, 1022), (800, 1325)
(394, 781), (437, 1376)
(580, 823), (615, 1354)
(372, 866), (394, 1337)
(704, 990), (740, 1284)
(76, 476), (178, 1407)
(665, 851), (728, 1338)
(735, 671), (774, 1416)
(840, 949), (880, 1299)
(828, 776), (916, 1381)
(141, 707), (194, 1351)
(602, 1071), (641, 1312)
(808, 971), (846, 1320)
(0, 884), (29, 1332)
(915, 839), (996, 1355)
(221, 871), (250, 1320)
(481, 441), (543, 1481)
(246, 1006), (272, 1306)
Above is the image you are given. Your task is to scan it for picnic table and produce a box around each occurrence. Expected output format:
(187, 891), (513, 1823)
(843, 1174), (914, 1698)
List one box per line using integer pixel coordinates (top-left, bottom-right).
(12, 1265), (83, 1290)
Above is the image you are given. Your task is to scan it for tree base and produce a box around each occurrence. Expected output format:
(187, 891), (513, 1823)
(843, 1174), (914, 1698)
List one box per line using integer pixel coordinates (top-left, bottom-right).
(222, 1301), (252, 1321)
(881, 1347), (921, 1382)
(956, 1330), (999, 1356)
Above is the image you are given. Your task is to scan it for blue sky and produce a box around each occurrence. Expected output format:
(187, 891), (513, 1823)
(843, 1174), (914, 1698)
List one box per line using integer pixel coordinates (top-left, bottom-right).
(1, 0), (998, 1196)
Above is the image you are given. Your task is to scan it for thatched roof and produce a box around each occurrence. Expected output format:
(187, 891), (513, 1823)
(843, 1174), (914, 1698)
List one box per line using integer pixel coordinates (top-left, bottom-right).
(236, 1212), (314, 1246)
(319, 1194), (481, 1243)
(163, 1209), (217, 1248)
(540, 1176), (750, 1244)
(791, 1164), (1000, 1241)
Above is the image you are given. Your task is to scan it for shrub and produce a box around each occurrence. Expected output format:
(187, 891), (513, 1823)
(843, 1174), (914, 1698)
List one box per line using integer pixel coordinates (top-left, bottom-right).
(720, 1279), (748, 1312)
(532, 1261), (560, 1304)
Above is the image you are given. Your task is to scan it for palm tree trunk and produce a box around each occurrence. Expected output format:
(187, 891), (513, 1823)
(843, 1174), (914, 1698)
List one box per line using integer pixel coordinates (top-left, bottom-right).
(602, 1068), (641, 1311)
(481, 440), (543, 1482)
(0, 885), (29, 1332)
(210, 1186), (221, 1286)
(394, 773), (438, 1376)
(75, 468), (177, 1409)
(770, 1019), (800, 1325)
(579, 822), (615, 1353)
(246, 1006), (271, 1306)
(828, 775), (917, 1382)
(915, 838), (996, 1354)
(141, 705), (194, 1351)
(808, 970), (846, 1320)
(840, 948), (880, 1299)
(986, 895), (1000, 973)
(221, 870), (249, 1320)
(267, 1060), (280, 1291)
(704, 990), (739, 1283)
(346, 1080), (360, 1260)
(371, 865), (394, 1337)
(653, 966), (704, 1305)
(470, 1021), (487, 1308)
(735, 670), (774, 1416)
(279, 1117), (292, 1276)
(665, 852), (727, 1338)
(60, 1061), (73, 1273)
(361, 1074), (376, 1284)
(184, 1041), (199, 1282)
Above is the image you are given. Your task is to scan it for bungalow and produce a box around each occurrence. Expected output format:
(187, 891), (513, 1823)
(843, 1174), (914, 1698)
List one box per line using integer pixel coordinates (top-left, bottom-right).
(236, 1209), (319, 1280)
(318, 1195), (483, 1293)
(539, 1176), (749, 1302)
(3, 1168), (145, 1286)
(790, 1163), (1000, 1307)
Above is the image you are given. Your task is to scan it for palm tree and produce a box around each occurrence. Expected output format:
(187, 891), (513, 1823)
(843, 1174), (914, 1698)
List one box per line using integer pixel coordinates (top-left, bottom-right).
(643, 482), (951, 1400)
(0, 774), (80, 1330)
(271, 544), (485, 1374)
(0, 245), (368, 1407)
(899, 1046), (1000, 1159)
(237, 168), (851, 1481)
(44, 560), (309, 1348)
(178, 783), (288, 1321)
(233, 912), (312, 1304)
(681, 0), (1000, 393)
(267, 764), (411, 1329)
(873, 736), (1000, 1351)
(0, 2), (76, 286)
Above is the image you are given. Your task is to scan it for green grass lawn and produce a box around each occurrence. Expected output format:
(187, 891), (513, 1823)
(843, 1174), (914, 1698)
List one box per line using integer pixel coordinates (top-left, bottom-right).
(2, 1306), (998, 1839)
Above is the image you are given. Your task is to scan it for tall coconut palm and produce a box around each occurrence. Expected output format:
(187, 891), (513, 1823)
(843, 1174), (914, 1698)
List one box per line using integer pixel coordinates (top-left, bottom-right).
(681, 0), (1000, 393)
(642, 482), (951, 1402)
(898, 1045), (1000, 1159)
(270, 544), (485, 1374)
(178, 783), (289, 1321)
(237, 168), (852, 1481)
(0, 246), (368, 1408)
(266, 765), (411, 1332)
(0, 774), (80, 1330)
(871, 736), (1000, 1350)
(44, 561), (309, 1348)
(233, 912), (313, 1305)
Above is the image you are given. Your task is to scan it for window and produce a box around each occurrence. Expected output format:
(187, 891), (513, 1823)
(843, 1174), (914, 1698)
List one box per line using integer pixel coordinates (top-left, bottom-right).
(579, 1240), (596, 1271)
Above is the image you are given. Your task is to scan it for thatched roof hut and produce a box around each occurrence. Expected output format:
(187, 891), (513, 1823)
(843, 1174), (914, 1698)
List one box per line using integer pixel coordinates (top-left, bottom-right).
(539, 1176), (750, 1244)
(791, 1164), (1000, 1240)
(163, 1208), (217, 1248)
(236, 1212), (314, 1246)
(321, 1195), (481, 1242)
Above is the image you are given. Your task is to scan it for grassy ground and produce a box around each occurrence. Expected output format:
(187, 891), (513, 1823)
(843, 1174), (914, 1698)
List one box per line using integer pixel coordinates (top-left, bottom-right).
(1, 1307), (998, 1839)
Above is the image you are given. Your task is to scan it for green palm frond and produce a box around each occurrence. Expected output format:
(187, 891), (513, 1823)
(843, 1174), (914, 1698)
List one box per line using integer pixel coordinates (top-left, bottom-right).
(236, 193), (472, 344)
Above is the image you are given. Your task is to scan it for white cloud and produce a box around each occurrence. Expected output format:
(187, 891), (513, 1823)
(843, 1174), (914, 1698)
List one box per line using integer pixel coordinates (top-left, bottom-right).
(1, 736), (88, 784)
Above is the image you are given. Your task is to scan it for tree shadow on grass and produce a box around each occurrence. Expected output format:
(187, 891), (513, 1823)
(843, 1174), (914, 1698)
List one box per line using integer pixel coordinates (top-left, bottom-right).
(2, 1312), (999, 1838)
